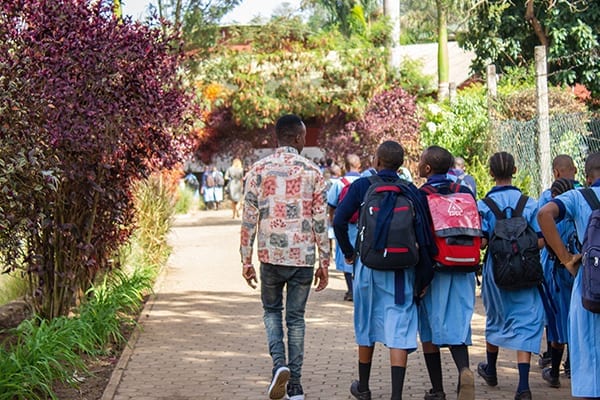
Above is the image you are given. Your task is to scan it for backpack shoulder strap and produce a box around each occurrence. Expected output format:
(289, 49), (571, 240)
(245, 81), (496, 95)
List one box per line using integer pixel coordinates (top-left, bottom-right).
(367, 174), (382, 185)
(340, 177), (351, 187)
(513, 195), (529, 217)
(581, 188), (600, 211)
(482, 197), (505, 219)
(449, 182), (462, 193)
(421, 184), (437, 195)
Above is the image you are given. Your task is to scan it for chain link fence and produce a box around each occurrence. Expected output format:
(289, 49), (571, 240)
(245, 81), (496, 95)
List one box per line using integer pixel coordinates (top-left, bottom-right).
(490, 113), (600, 197)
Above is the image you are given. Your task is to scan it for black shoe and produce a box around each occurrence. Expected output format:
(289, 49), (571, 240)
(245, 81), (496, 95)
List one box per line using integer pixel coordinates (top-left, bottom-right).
(424, 389), (446, 400)
(542, 367), (561, 388)
(514, 390), (532, 400)
(287, 382), (305, 400)
(350, 380), (372, 400)
(477, 362), (498, 387)
(344, 292), (353, 302)
(538, 352), (551, 368)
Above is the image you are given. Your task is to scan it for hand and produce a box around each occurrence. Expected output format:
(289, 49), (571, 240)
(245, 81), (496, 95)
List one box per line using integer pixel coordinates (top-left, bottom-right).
(242, 265), (258, 289)
(313, 266), (329, 292)
(562, 253), (582, 277)
(344, 255), (355, 265)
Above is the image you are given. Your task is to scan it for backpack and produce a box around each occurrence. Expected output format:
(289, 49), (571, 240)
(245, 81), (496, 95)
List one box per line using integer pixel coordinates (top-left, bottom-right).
(579, 188), (600, 313)
(339, 177), (359, 224)
(421, 183), (482, 272)
(214, 171), (225, 186)
(482, 195), (543, 290)
(356, 175), (419, 271)
(205, 173), (215, 188)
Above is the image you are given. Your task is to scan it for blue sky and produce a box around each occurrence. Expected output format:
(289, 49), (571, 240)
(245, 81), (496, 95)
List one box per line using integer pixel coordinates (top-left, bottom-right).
(122, 0), (302, 24)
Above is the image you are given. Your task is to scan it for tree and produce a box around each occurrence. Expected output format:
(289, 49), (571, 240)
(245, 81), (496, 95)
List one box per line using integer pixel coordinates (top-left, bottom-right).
(460, 0), (600, 96)
(0, 0), (192, 319)
(156, 0), (241, 57)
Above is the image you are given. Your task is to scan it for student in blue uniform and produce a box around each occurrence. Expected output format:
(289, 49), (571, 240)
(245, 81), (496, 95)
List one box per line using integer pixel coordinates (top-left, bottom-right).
(416, 146), (476, 400)
(538, 152), (600, 400)
(537, 155), (580, 373)
(333, 140), (434, 400)
(476, 152), (545, 400)
(327, 154), (362, 302)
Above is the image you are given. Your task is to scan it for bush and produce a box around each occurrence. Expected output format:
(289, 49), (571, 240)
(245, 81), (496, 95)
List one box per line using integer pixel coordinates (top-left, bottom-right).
(0, 1), (192, 319)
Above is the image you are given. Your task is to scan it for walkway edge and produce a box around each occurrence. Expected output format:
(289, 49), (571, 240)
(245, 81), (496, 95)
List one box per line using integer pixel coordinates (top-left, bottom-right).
(100, 265), (169, 400)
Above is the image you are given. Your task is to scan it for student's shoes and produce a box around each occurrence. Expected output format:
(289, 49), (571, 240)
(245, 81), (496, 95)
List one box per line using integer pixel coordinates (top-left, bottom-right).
(458, 368), (475, 400)
(477, 362), (498, 387)
(287, 383), (305, 400)
(344, 291), (353, 302)
(514, 389), (532, 400)
(423, 389), (446, 400)
(542, 367), (561, 388)
(350, 380), (372, 400)
(538, 351), (551, 368)
(268, 366), (290, 400)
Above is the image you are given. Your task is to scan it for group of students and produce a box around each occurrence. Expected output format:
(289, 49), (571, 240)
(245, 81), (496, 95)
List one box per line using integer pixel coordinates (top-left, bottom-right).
(330, 141), (600, 400)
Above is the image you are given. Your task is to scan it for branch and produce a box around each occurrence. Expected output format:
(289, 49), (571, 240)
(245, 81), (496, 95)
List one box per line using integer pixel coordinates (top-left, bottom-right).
(525, 0), (548, 47)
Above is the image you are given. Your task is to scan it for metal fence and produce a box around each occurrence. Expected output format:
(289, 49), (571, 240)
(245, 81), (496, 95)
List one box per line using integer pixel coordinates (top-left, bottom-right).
(491, 113), (600, 197)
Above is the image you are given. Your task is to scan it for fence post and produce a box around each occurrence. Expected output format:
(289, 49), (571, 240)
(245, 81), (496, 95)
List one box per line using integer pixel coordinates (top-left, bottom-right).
(536, 46), (551, 192)
(486, 65), (497, 142)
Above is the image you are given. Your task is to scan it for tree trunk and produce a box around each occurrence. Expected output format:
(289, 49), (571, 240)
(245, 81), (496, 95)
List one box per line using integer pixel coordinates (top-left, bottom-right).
(437, 0), (449, 101)
(525, 0), (549, 47)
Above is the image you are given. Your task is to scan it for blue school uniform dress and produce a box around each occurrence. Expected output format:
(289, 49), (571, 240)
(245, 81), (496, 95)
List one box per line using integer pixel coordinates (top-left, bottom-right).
(327, 172), (361, 274)
(477, 186), (544, 353)
(418, 175), (476, 346)
(333, 169), (435, 350)
(538, 189), (575, 344)
(551, 182), (600, 398)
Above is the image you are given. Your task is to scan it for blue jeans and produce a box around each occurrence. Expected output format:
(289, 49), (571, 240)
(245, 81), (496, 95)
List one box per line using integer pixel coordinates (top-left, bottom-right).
(260, 262), (313, 385)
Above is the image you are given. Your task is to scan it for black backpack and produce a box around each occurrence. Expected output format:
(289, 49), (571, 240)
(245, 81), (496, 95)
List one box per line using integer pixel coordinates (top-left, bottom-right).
(483, 195), (543, 290)
(356, 176), (419, 270)
(579, 189), (600, 313)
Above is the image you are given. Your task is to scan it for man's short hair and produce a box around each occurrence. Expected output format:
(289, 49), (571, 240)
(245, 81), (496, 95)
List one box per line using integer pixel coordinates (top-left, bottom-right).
(425, 145), (454, 174)
(275, 114), (304, 140)
(377, 141), (404, 170)
(345, 154), (361, 171)
(585, 152), (600, 179)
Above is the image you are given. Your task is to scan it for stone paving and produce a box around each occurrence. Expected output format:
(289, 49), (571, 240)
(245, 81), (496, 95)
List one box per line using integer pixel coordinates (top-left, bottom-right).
(102, 209), (575, 400)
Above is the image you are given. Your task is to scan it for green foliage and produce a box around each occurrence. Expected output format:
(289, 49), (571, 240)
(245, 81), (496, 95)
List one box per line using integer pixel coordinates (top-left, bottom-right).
(0, 274), (28, 307)
(174, 186), (195, 214)
(420, 85), (489, 163)
(392, 58), (436, 99)
(461, 0), (600, 96)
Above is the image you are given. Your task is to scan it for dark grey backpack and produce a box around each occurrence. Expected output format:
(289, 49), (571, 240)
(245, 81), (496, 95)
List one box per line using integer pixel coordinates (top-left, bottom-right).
(483, 195), (543, 290)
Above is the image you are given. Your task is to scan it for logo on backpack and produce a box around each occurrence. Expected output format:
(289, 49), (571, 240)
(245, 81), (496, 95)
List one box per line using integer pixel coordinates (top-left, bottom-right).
(356, 176), (419, 271)
(422, 183), (481, 272)
(339, 177), (359, 224)
(579, 189), (600, 313)
(483, 195), (543, 290)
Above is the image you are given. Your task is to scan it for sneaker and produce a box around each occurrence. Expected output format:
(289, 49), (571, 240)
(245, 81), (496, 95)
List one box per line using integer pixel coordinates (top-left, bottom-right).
(350, 380), (372, 400)
(344, 292), (353, 302)
(458, 368), (475, 400)
(424, 389), (446, 400)
(514, 390), (532, 400)
(287, 383), (305, 400)
(477, 362), (498, 387)
(542, 367), (561, 388)
(538, 352), (551, 368)
(268, 366), (290, 400)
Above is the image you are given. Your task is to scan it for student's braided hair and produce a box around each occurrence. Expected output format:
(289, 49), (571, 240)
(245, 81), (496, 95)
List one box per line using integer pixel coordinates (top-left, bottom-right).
(550, 178), (575, 198)
(489, 151), (515, 180)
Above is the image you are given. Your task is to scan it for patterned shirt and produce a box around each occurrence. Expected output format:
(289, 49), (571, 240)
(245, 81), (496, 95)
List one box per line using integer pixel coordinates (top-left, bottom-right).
(240, 146), (330, 268)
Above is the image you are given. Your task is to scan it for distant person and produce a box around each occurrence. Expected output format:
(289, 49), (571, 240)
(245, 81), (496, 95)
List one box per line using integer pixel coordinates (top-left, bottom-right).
(327, 154), (362, 301)
(538, 152), (600, 400)
(333, 140), (435, 400)
(476, 152), (544, 400)
(225, 158), (244, 219)
(201, 165), (216, 210)
(361, 165), (413, 183)
(240, 114), (330, 400)
(448, 156), (477, 197)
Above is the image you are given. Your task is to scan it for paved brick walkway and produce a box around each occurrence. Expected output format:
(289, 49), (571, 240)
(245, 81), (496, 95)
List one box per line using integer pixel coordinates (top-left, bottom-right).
(102, 209), (575, 400)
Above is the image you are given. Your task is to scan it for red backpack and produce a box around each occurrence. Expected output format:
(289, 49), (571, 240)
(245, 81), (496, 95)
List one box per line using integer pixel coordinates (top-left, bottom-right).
(421, 183), (482, 272)
(339, 177), (359, 224)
